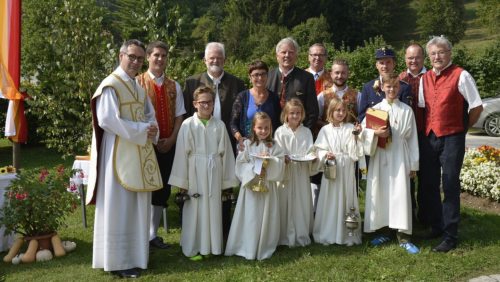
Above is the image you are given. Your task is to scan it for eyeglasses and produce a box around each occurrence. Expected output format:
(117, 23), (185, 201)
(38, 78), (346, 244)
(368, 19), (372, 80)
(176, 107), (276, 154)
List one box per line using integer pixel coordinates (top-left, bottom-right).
(250, 72), (268, 79)
(309, 53), (326, 58)
(429, 50), (450, 57)
(196, 100), (213, 106)
(123, 53), (145, 63)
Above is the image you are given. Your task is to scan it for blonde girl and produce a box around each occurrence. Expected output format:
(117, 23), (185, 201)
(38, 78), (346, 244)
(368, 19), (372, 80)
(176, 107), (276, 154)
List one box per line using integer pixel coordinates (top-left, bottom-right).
(275, 98), (319, 247)
(313, 98), (364, 246)
(225, 112), (285, 260)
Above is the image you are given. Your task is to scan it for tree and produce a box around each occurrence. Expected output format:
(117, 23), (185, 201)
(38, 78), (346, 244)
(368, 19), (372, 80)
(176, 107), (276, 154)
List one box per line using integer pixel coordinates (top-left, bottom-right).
(416, 0), (466, 44)
(477, 0), (500, 35)
(291, 16), (332, 48)
(22, 0), (115, 156)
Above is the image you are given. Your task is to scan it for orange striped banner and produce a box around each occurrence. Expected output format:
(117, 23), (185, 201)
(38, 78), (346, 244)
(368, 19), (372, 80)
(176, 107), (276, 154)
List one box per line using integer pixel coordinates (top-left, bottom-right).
(0, 0), (27, 143)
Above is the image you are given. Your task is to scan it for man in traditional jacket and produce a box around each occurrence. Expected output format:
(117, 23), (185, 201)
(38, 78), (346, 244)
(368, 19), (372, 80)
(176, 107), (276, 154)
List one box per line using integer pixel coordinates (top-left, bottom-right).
(317, 59), (359, 126)
(183, 42), (246, 150)
(305, 43), (333, 95)
(183, 42), (245, 242)
(137, 41), (186, 250)
(398, 43), (427, 225)
(267, 37), (319, 130)
(358, 47), (413, 121)
(87, 39), (162, 278)
(418, 36), (483, 252)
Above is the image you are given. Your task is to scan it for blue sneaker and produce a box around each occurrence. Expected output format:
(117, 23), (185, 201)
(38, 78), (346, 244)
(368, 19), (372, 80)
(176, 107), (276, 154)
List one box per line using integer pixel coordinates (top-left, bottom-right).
(400, 242), (420, 254)
(370, 235), (391, 246)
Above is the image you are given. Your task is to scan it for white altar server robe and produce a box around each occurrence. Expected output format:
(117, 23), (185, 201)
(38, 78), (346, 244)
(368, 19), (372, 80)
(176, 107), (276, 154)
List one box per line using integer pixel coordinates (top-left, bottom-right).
(225, 140), (284, 260)
(362, 99), (419, 234)
(169, 113), (238, 257)
(274, 124), (319, 247)
(313, 122), (364, 246)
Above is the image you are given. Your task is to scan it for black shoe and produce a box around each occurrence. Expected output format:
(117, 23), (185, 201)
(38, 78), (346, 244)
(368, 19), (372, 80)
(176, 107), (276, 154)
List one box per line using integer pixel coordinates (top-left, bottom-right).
(432, 240), (457, 253)
(149, 236), (170, 249)
(111, 268), (141, 278)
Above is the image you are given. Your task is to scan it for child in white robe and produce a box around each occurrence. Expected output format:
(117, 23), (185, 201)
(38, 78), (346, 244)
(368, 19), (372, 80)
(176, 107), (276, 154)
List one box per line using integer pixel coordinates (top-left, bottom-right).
(275, 98), (319, 247)
(362, 73), (420, 254)
(169, 86), (238, 260)
(313, 97), (364, 246)
(225, 112), (285, 260)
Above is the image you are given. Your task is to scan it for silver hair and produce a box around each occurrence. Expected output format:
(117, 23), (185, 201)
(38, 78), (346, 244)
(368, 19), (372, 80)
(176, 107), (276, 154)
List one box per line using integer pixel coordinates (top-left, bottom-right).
(205, 42), (225, 59)
(119, 39), (146, 53)
(426, 35), (452, 53)
(276, 37), (299, 54)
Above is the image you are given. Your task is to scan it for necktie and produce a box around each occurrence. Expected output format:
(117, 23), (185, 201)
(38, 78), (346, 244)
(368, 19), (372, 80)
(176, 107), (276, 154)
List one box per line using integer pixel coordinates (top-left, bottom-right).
(213, 81), (221, 120)
(314, 73), (319, 81)
(279, 75), (287, 109)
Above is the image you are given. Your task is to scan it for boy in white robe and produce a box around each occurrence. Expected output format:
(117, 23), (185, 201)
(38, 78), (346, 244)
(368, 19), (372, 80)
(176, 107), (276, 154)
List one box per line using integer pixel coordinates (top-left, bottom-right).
(362, 73), (420, 254)
(169, 86), (238, 260)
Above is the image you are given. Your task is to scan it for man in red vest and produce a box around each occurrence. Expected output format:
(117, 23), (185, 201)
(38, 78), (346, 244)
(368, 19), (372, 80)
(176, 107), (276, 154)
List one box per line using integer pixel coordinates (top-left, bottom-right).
(137, 41), (186, 250)
(418, 36), (483, 252)
(398, 43), (426, 226)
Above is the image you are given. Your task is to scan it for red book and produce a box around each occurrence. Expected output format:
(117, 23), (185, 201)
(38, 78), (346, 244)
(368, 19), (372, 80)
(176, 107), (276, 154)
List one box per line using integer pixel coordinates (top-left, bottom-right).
(365, 108), (390, 148)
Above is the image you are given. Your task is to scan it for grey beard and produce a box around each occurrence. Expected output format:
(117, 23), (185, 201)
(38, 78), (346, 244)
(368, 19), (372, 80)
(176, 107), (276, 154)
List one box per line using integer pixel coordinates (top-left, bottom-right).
(208, 65), (223, 76)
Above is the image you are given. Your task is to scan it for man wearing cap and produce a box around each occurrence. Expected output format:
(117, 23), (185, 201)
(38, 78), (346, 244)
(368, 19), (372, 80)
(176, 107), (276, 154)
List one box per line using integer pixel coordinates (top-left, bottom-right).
(358, 47), (413, 121)
(398, 43), (426, 225)
(418, 36), (482, 253)
(305, 43), (333, 95)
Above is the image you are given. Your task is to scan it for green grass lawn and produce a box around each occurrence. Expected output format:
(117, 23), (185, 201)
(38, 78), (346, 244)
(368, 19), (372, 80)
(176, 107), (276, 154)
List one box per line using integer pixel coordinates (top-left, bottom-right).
(1, 191), (499, 281)
(1, 159), (499, 281)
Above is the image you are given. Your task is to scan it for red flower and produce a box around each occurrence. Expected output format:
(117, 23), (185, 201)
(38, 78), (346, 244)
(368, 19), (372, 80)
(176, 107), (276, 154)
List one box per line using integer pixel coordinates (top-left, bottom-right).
(39, 168), (49, 182)
(15, 192), (28, 200)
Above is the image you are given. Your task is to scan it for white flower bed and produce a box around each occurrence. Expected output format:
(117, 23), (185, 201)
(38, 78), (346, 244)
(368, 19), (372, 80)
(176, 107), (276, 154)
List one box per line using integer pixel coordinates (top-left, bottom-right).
(460, 146), (500, 201)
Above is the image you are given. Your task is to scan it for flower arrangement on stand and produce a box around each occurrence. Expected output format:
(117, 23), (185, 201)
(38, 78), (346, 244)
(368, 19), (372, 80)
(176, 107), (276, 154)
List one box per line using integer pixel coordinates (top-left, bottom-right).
(460, 145), (500, 201)
(1, 165), (79, 264)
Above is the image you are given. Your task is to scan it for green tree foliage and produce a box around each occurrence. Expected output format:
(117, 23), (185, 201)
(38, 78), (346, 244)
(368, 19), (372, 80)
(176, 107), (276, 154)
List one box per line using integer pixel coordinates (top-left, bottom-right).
(291, 16), (332, 49)
(416, 0), (466, 44)
(453, 39), (500, 98)
(22, 0), (115, 156)
(477, 0), (500, 35)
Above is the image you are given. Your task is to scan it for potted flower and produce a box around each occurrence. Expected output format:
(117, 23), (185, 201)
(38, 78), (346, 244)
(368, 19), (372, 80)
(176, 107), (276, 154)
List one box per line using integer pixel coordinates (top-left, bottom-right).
(1, 165), (79, 263)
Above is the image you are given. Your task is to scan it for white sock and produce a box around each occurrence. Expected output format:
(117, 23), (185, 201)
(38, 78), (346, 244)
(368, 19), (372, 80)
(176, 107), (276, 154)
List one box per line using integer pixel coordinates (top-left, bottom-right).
(149, 205), (163, 240)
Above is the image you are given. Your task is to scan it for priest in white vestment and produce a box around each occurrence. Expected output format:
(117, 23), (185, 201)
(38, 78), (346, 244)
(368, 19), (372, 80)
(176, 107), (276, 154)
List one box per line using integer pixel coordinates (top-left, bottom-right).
(87, 40), (162, 278)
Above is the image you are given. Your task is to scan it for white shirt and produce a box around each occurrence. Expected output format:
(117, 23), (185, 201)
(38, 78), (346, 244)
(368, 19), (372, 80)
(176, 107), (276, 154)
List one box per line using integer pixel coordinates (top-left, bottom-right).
(317, 85), (351, 117)
(406, 67), (427, 78)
